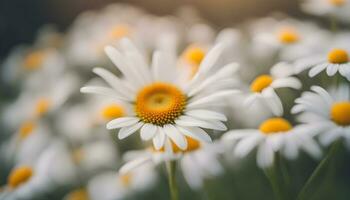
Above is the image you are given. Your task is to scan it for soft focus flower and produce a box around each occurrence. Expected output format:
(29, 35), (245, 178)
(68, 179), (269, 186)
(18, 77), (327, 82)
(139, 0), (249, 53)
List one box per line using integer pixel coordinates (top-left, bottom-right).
(222, 117), (322, 168)
(301, 0), (350, 23)
(81, 39), (239, 150)
(292, 85), (350, 148)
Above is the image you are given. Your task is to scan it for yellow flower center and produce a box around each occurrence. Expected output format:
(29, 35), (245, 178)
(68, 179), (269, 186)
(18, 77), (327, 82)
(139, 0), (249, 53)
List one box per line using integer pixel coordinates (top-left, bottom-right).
(135, 82), (186, 126)
(71, 148), (84, 164)
(259, 118), (293, 134)
(18, 121), (36, 140)
(35, 98), (51, 117)
(250, 75), (273, 93)
(109, 25), (130, 39)
(8, 166), (33, 188)
(66, 188), (90, 200)
(154, 136), (201, 153)
(328, 49), (349, 64)
(328, 0), (346, 6)
(23, 51), (46, 70)
(120, 173), (132, 187)
(183, 45), (205, 66)
(278, 27), (300, 44)
(330, 102), (350, 126)
(101, 104), (124, 120)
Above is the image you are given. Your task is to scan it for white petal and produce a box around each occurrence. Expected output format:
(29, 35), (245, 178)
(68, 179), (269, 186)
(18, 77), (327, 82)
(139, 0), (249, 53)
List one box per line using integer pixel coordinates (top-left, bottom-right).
(262, 88), (283, 116)
(80, 86), (125, 101)
(271, 77), (302, 89)
(234, 135), (263, 157)
(140, 124), (158, 141)
(257, 141), (274, 168)
(119, 156), (151, 175)
(319, 129), (341, 147)
(310, 85), (333, 106)
(185, 109), (227, 121)
(176, 126), (212, 143)
(106, 117), (139, 129)
(308, 63), (327, 77)
(163, 125), (187, 150)
(187, 90), (240, 108)
(326, 64), (338, 76)
(118, 122), (143, 139)
(222, 129), (258, 141)
(244, 94), (258, 107)
(152, 129), (166, 150)
(176, 115), (227, 131)
(151, 51), (176, 83)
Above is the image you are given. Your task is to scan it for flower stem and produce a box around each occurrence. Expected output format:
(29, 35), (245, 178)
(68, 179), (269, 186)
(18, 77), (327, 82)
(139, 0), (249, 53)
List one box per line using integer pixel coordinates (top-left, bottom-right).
(166, 160), (179, 200)
(263, 158), (284, 200)
(296, 140), (342, 200)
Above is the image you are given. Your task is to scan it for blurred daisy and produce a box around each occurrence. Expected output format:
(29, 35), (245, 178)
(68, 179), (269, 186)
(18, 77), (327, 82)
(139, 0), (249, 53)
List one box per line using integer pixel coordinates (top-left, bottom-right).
(87, 164), (157, 200)
(2, 73), (79, 129)
(81, 39), (239, 150)
(301, 0), (350, 23)
(295, 35), (350, 80)
(292, 85), (350, 148)
(250, 17), (329, 62)
(119, 136), (223, 190)
(244, 62), (302, 116)
(222, 117), (322, 168)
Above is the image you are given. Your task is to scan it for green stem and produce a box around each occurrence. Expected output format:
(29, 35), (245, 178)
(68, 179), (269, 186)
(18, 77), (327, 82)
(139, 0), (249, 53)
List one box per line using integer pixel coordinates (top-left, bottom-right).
(263, 158), (284, 200)
(329, 15), (338, 33)
(296, 140), (342, 200)
(166, 161), (179, 200)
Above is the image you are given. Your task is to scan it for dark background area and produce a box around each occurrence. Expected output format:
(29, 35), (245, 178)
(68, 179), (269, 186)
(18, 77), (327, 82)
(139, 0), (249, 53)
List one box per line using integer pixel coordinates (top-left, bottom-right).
(0, 0), (301, 61)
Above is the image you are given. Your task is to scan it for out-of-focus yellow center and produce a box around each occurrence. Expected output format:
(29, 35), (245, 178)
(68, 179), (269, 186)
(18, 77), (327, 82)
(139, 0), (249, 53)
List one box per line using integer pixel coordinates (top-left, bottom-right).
(35, 98), (51, 117)
(330, 102), (350, 126)
(120, 173), (132, 187)
(135, 82), (186, 126)
(23, 51), (46, 70)
(109, 25), (130, 39)
(250, 75), (273, 93)
(66, 188), (90, 200)
(8, 166), (33, 188)
(18, 121), (36, 140)
(71, 148), (84, 164)
(278, 27), (300, 44)
(183, 45), (205, 66)
(328, 0), (346, 6)
(101, 104), (124, 120)
(328, 49), (349, 64)
(259, 118), (292, 134)
(154, 136), (201, 153)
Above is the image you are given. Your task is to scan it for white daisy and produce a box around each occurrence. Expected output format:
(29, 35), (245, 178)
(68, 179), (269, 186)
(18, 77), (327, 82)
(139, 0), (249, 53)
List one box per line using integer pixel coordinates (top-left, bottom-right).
(87, 164), (157, 200)
(119, 136), (223, 190)
(301, 0), (350, 23)
(295, 36), (350, 81)
(222, 117), (322, 168)
(81, 39), (239, 150)
(292, 85), (350, 148)
(244, 62), (302, 116)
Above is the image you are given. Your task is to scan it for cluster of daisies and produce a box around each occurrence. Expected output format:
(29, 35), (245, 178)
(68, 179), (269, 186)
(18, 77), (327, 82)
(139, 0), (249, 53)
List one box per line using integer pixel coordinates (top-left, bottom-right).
(1, 1), (350, 199)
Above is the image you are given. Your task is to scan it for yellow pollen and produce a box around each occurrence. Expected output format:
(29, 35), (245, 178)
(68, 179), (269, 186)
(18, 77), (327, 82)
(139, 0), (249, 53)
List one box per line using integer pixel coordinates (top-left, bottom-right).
(109, 25), (130, 39)
(328, 49), (349, 64)
(250, 75), (273, 93)
(259, 118), (293, 134)
(8, 166), (33, 188)
(154, 136), (201, 153)
(35, 98), (51, 117)
(18, 121), (36, 140)
(278, 27), (300, 44)
(330, 102), (350, 126)
(66, 188), (90, 200)
(120, 173), (132, 187)
(183, 45), (205, 66)
(328, 0), (346, 6)
(101, 104), (124, 120)
(135, 82), (186, 126)
(23, 51), (45, 70)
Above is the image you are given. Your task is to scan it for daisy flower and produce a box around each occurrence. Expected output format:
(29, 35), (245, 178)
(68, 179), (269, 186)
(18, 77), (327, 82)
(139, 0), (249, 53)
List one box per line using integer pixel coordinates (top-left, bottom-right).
(244, 62), (302, 116)
(292, 85), (350, 148)
(119, 136), (223, 190)
(300, 0), (350, 23)
(250, 17), (329, 62)
(81, 39), (239, 150)
(295, 35), (350, 80)
(222, 117), (322, 168)
(87, 164), (157, 200)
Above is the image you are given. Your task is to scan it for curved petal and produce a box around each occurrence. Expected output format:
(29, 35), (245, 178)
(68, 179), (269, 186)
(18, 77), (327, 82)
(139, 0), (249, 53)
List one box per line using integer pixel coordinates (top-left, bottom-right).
(163, 125), (187, 150)
(176, 125), (212, 143)
(118, 122), (143, 139)
(185, 109), (227, 121)
(140, 124), (158, 141)
(107, 117), (140, 129)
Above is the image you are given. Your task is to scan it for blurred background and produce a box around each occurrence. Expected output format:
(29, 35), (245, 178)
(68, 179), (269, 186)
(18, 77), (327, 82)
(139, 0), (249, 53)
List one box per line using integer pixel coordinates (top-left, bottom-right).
(0, 0), (302, 61)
